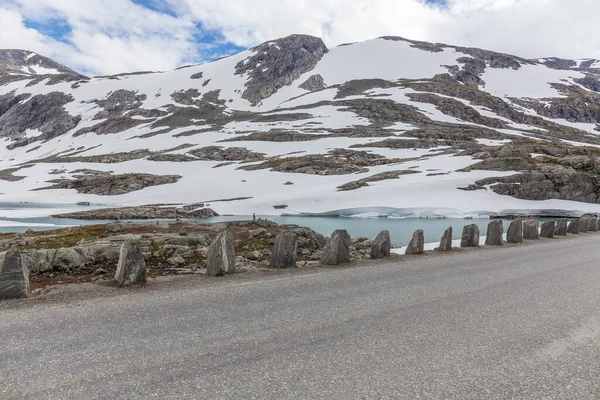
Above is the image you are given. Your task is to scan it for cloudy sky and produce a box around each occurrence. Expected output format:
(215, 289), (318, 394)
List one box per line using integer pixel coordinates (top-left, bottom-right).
(0, 0), (597, 76)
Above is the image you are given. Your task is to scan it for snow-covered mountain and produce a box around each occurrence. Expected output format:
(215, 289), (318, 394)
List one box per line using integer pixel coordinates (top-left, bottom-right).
(1, 34), (600, 218)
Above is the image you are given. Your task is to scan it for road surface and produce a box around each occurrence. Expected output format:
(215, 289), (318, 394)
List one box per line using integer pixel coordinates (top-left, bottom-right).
(2, 234), (600, 399)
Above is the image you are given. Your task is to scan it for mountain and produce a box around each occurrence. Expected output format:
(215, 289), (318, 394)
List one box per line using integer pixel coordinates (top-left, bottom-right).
(1, 34), (600, 218)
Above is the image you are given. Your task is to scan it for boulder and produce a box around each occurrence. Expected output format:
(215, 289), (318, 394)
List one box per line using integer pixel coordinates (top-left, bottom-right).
(461, 224), (480, 248)
(485, 220), (503, 246)
(269, 231), (298, 268)
(437, 227), (453, 251)
(588, 217), (599, 232)
(506, 219), (523, 243)
(540, 221), (556, 238)
(567, 219), (580, 234)
(370, 230), (391, 259)
(206, 231), (236, 276)
(115, 239), (147, 286)
(523, 220), (539, 240)
(405, 230), (425, 255)
(0, 247), (29, 299)
(321, 230), (351, 265)
(555, 219), (568, 236)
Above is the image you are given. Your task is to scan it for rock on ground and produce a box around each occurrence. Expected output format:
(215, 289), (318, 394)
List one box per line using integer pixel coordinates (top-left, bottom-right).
(579, 218), (590, 233)
(567, 219), (580, 234)
(207, 231), (236, 276)
(506, 219), (523, 243)
(321, 230), (351, 265)
(588, 217), (599, 232)
(115, 239), (147, 286)
(461, 224), (480, 248)
(437, 227), (453, 251)
(555, 219), (569, 236)
(405, 230), (425, 255)
(269, 231), (298, 268)
(485, 220), (503, 246)
(370, 230), (391, 259)
(0, 247), (28, 299)
(523, 220), (539, 240)
(540, 221), (556, 238)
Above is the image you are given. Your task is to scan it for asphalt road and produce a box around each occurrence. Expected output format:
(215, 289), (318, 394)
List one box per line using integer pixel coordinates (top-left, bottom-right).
(2, 234), (600, 399)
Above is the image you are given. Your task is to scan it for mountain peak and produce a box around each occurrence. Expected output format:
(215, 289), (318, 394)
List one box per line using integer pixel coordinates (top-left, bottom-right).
(0, 49), (86, 78)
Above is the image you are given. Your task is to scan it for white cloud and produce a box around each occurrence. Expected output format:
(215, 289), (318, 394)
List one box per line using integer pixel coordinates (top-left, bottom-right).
(0, 0), (599, 76)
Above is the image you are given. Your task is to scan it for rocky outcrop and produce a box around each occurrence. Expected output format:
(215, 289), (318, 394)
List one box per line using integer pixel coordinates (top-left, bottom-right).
(567, 219), (580, 234)
(370, 230), (391, 259)
(523, 220), (539, 240)
(337, 170), (419, 191)
(269, 231), (297, 268)
(54, 203), (218, 220)
(115, 239), (147, 287)
(38, 172), (181, 195)
(506, 220), (523, 243)
(187, 146), (266, 162)
(299, 74), (326, 91)
(540, 221), (556, 238)
(321, 230), (351, 265)
(461, 224), (480, 248)
(437, 227), (453, 251)
(555, 219), (569, 236)
(405, 230), (424, 255)
(0, 247), (28, 299)
(235, 35), (328, 105)
(485, 220), (503, 245)
(207, 231), (236, 276)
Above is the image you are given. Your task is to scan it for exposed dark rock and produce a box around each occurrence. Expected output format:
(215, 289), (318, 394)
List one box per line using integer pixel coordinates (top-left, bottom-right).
(334, 79), (396, 99)
(485, 220), (503, 245)
(321, 230), (351, 265)
(405, 230), (424, 255)
(567, 219), (580, 234)
(337, 170), (419, 191)
(187, 146), (266, 162)
(73, 116), (145, 137)
(299, 74), (326, 91)
(370, 230), (391, 259)
(540, 221), (556, 238)
(190, 72), (203, 80)
(0, 247), (28, 299)
(115, 239), (147, 287)
(0, 92), (80, 147)
(523, 220), (539, 240)
(269, 231), (298, 268)
(54, 203), (217, 220)
(221, 130), (324, 143)
(437, 227), (453, 251)
(207, 231), (236, 276)
(235, 35), (328, 105)
(93, 89), (147, 120)
(37, 172), (181, 195)
(506, 219), (523, 243)
(461, 224), (480, 247)
(555, 219), (569, 236)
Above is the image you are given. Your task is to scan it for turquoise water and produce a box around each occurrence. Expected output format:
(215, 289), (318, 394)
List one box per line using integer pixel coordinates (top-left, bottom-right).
(0, 203), (518, 246)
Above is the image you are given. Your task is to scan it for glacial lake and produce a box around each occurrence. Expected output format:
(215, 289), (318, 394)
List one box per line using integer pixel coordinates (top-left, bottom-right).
(0, 212), (516, 247)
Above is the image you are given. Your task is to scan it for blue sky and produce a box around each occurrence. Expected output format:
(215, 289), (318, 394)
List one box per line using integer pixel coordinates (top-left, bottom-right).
(0, 0), (598, 76)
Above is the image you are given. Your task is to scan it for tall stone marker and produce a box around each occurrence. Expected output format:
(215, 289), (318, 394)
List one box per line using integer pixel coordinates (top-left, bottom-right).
(269, 231), (298, 268)
(461, 224), (480, 248)
(567, 219), (580, 234)
(485, 220), (503, 246)
(115, 239), (147, 286)
(207, 231), (236, 276)
(540, 221), (556, 238)
(523, 220), (539, 240)
(405, 230), (424, 255)
(555, 219), (568, 236)
(321, 230), (351, 265)
(0, 247), (29, 299)
(438, 227), (453, 251)
(370, 230), (391, 259)
(506, 219), (523, 243)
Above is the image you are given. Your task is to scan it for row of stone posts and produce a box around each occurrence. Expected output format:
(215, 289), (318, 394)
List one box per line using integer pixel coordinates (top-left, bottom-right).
(2, 216), (598, 299)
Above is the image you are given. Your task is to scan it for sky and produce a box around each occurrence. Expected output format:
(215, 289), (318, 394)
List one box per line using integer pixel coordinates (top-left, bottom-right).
(0, 0), (598, 76)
